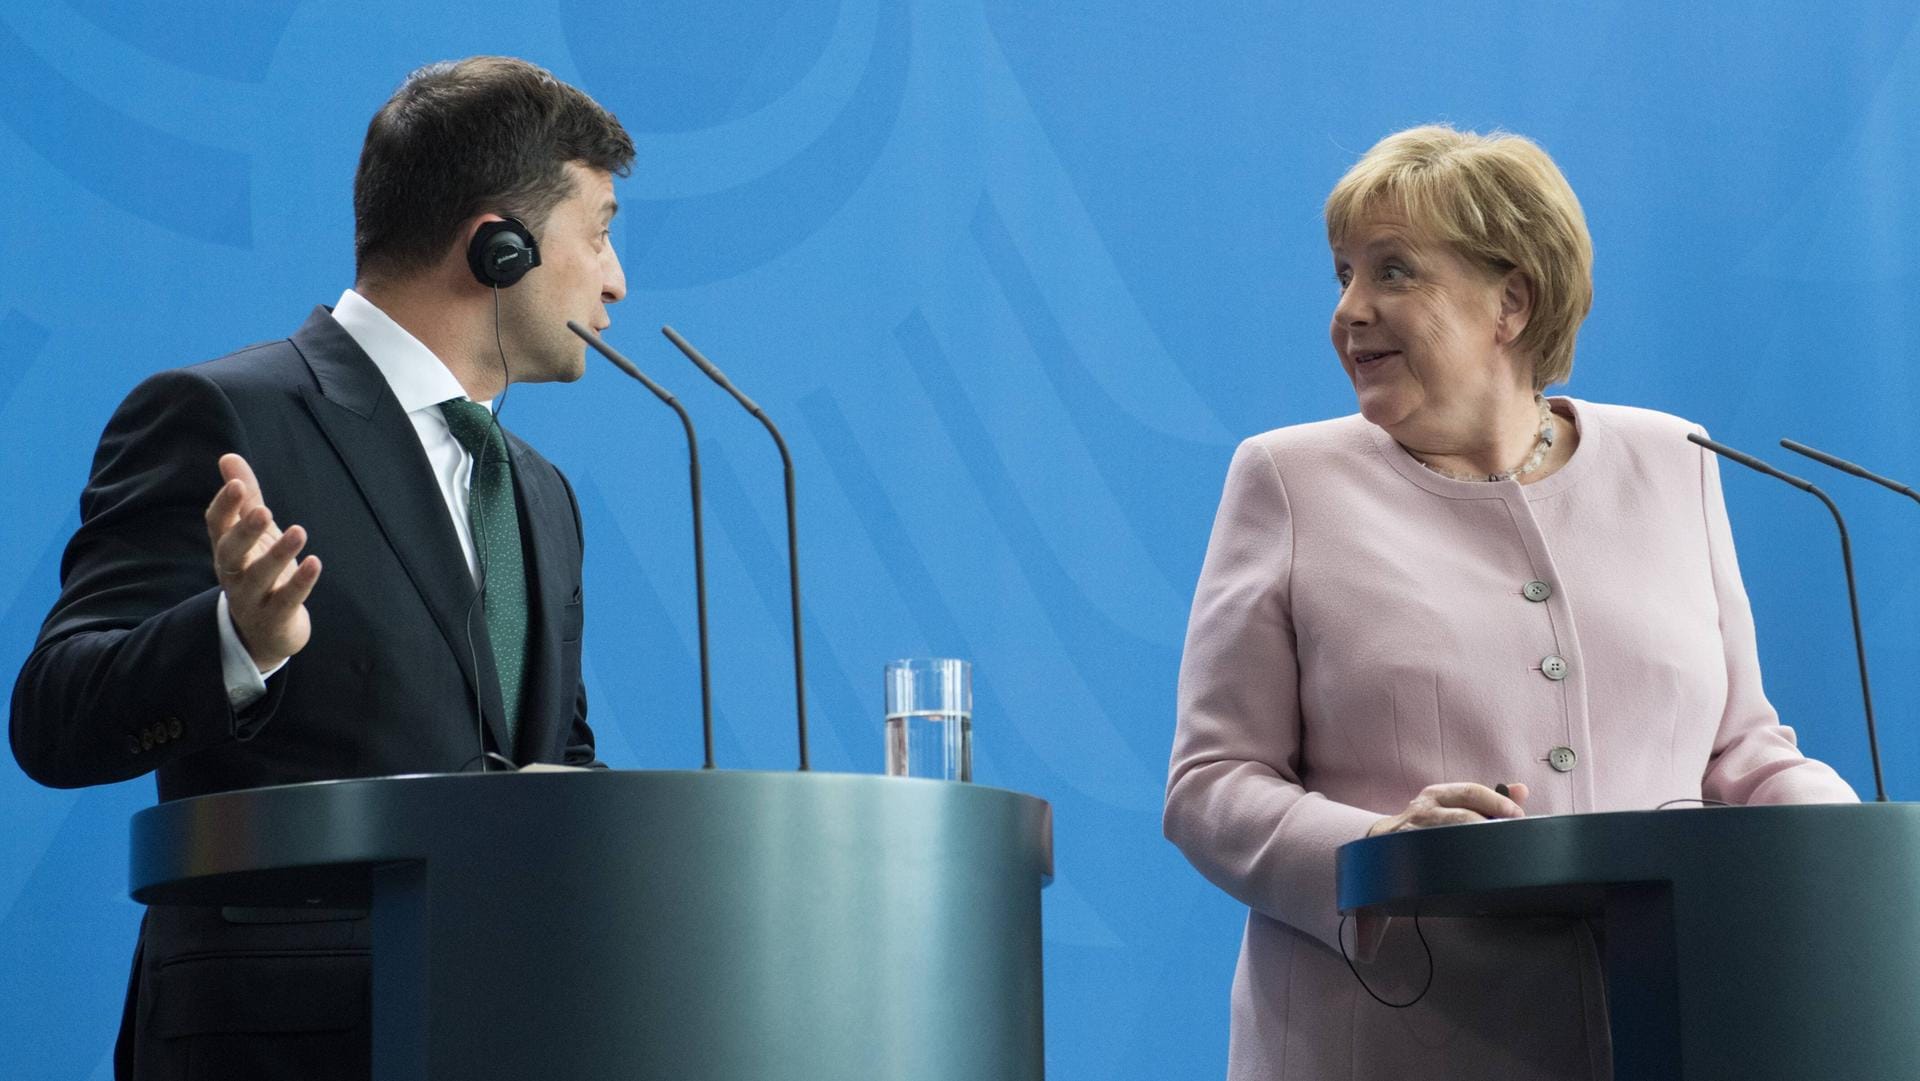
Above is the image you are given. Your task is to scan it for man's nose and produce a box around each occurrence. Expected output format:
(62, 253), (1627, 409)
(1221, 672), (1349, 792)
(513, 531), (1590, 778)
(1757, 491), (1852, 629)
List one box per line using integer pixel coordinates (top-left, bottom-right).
(602, 247), (627, 304)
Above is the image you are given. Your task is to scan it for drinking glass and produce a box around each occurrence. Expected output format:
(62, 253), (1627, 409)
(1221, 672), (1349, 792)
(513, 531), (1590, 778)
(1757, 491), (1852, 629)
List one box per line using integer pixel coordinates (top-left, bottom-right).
(884, 658), (972, 781)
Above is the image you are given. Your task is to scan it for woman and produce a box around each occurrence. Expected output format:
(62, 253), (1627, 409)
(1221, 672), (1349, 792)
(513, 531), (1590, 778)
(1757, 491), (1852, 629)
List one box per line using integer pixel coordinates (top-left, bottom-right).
(1163, 126), (1855, 1080)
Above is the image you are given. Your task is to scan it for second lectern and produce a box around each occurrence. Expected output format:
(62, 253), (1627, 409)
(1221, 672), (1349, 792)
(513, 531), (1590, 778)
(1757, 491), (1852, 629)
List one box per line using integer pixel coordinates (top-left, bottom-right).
(1339, 804), (1920, 1080)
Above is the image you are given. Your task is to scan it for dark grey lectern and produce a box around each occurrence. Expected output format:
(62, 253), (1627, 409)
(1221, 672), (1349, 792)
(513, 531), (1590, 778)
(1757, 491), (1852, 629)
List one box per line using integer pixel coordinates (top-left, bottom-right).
(130, 770), (1053, 1080)
(1338, 804), (1920, 1080)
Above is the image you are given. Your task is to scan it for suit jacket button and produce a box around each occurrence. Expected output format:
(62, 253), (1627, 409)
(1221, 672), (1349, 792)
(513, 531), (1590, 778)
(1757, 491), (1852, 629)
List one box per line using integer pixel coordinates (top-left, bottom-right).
(139, 730), (154, 750)
(168, 718), (184, 739)
(1523, 580), (1552, 602)
(1540, 655), (1570, 680)
(126, 736), (142, 756)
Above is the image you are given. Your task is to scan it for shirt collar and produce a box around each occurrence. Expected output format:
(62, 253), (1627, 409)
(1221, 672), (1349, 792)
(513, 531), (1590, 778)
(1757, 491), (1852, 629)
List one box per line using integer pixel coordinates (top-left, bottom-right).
(331, 288), (490, 413)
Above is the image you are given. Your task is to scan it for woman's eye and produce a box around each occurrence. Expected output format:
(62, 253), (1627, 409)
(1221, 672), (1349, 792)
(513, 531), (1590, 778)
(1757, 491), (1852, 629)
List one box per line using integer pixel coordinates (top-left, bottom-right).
(1380, 264), (1409, 282)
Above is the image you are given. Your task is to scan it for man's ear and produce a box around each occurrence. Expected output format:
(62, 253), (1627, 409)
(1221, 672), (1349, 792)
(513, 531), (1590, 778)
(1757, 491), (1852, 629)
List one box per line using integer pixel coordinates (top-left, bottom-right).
(1496, 269), (1535, 347)
(462, 213), (507, 246)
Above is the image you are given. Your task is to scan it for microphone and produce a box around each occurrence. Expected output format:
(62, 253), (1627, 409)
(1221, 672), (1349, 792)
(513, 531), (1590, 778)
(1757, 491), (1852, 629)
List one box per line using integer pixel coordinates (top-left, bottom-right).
(1780, 439), (1920, 505)
(569, 321), (716, 770)
(660, 325), (811, 772)
(1686, 432), (1886, 801)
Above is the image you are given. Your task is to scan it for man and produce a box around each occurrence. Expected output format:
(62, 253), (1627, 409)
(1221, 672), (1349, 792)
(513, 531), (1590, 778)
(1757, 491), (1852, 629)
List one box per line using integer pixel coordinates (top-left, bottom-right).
(9, 56), (631, 1078)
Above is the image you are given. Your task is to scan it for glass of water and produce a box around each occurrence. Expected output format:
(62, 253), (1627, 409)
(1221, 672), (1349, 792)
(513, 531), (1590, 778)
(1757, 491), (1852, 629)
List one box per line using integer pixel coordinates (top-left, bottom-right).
(884, 658), (972, 781)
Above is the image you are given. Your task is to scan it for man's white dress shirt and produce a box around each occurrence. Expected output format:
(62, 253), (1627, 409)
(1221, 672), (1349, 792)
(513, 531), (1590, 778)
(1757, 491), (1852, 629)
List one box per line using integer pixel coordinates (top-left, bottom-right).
(219, 289), (493, 707)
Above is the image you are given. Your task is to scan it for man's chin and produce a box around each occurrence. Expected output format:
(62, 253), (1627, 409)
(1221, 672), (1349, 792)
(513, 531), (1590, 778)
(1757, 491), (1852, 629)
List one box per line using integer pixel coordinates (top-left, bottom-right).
(515, 352), (588, 385)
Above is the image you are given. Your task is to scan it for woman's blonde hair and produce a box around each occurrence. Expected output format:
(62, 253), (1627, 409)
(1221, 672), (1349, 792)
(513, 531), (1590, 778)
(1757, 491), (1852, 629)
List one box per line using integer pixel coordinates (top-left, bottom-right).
(1325, 125), (1593, 388)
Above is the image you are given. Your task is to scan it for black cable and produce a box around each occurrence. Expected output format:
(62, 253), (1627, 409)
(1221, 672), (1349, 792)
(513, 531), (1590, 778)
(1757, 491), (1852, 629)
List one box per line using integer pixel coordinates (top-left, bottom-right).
(1337, 911), (1434, 1009)
(488, 284), (516, 423)
(456, 285), (518, 773)
(1338, 796), (1731, 1011)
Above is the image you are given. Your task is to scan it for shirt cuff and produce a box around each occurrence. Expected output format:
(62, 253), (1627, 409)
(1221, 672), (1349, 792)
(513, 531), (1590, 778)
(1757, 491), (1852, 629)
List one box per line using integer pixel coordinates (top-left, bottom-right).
(217, 591), (285, 711)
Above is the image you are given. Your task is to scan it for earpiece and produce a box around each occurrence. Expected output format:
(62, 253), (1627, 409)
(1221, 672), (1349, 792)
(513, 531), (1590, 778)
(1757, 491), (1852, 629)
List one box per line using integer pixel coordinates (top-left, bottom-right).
(467, 217), (541, 288)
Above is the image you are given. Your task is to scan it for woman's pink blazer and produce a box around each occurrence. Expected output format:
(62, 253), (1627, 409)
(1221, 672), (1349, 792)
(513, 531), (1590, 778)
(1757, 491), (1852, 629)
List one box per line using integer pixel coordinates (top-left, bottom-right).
(1165, 399), (1856, 1080)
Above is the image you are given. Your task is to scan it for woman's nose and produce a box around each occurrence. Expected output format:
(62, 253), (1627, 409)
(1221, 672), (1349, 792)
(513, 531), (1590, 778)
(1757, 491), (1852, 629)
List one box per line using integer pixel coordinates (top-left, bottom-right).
(1333, 283), (1371, 327)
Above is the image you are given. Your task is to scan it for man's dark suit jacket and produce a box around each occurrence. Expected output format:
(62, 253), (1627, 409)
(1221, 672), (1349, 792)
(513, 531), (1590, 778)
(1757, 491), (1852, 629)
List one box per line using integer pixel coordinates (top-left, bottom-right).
(9, 307), (598, 1080)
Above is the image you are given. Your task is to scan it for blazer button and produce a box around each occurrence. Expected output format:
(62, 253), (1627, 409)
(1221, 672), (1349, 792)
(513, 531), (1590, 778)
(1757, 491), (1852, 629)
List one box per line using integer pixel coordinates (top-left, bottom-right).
(126, 735), (142, 756)
(1548, 746), (1578, 772)
(1541, 655), (1570, 680)
(140, 730), (154, 750)
(168, 718), (184, 739)
(1523, 580), (1552, 602)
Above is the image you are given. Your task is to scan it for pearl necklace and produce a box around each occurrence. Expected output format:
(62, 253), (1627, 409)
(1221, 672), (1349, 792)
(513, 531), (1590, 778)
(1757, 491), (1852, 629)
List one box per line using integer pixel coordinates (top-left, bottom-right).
(1412, 396), (1557, 483)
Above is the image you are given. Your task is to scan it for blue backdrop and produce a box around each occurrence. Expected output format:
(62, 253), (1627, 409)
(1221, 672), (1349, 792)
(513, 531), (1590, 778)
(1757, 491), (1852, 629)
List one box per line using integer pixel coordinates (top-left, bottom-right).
(4, 2), (1918, 1077)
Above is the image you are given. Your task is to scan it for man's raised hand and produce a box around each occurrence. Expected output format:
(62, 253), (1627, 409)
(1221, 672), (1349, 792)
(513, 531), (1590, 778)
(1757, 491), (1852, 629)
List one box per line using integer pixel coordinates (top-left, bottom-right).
(204, 453), (321, 671)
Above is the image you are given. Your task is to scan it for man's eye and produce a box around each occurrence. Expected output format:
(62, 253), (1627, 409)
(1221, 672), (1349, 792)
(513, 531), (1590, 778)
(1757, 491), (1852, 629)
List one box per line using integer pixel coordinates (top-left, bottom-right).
(1335, 270), (1352, 288)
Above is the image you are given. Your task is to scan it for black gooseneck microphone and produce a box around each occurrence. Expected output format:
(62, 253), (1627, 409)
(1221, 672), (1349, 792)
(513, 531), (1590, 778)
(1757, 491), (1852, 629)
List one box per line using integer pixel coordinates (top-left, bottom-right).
(568, 321), (716, 769)
(1780, 439), (1920, 506)
(660, 325), (810, 772)
(1686, 432), (1887, 802)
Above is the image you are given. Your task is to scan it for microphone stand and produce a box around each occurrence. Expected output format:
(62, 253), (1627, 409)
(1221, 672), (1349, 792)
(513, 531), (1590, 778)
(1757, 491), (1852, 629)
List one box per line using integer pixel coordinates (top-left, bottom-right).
(1687, 432), (1885, 801)
(661, 325), (811, 772)
(570, 321), (716, 770)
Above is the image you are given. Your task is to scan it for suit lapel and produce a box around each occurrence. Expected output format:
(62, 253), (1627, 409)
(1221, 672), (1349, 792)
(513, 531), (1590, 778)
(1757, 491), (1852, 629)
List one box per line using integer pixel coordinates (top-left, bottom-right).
(287, 307), (514, 760)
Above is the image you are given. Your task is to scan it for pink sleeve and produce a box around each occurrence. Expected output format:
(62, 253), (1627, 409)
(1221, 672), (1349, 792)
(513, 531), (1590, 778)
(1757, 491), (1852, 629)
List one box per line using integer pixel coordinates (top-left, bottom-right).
(1695, 431), (1860, 805)
(1164, 440), (1382, 953)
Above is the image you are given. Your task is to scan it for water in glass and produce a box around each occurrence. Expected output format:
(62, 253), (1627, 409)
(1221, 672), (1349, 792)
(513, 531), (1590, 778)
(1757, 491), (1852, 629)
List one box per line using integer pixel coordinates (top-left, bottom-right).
(885, 709), (972, 782)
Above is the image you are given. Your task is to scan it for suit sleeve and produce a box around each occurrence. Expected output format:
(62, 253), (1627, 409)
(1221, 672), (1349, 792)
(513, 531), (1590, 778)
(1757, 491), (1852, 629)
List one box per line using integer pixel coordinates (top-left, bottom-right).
(10, 368), (285, 789)
(555, 468), (600, 769)
(1164, 440), (1382, 954)
(1694, 430), (1858, 805)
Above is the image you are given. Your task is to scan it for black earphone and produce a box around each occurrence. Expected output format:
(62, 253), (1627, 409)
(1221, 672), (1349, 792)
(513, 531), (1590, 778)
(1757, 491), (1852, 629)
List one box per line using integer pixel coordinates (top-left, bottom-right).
(467, 217), (541, 288)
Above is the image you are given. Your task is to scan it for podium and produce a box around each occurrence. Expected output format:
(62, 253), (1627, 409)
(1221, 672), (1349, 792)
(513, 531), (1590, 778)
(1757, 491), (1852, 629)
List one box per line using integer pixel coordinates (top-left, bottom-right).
(1337, 804), (1920, 1080)
(130, 770), (1053, 1079)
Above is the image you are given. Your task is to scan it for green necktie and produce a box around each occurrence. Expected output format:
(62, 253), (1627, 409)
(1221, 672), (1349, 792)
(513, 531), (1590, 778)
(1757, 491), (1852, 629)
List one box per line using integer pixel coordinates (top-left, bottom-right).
(440, 398), (530, 750)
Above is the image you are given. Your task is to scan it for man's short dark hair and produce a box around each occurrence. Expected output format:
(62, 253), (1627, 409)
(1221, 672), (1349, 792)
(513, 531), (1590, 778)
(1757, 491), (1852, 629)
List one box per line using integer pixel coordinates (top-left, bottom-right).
(353, 56), (635, 283)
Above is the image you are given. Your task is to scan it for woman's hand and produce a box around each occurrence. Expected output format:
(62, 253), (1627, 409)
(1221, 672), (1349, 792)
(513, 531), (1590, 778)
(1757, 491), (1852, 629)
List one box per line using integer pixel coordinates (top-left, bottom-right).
(1367, 782), (1529, 837)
